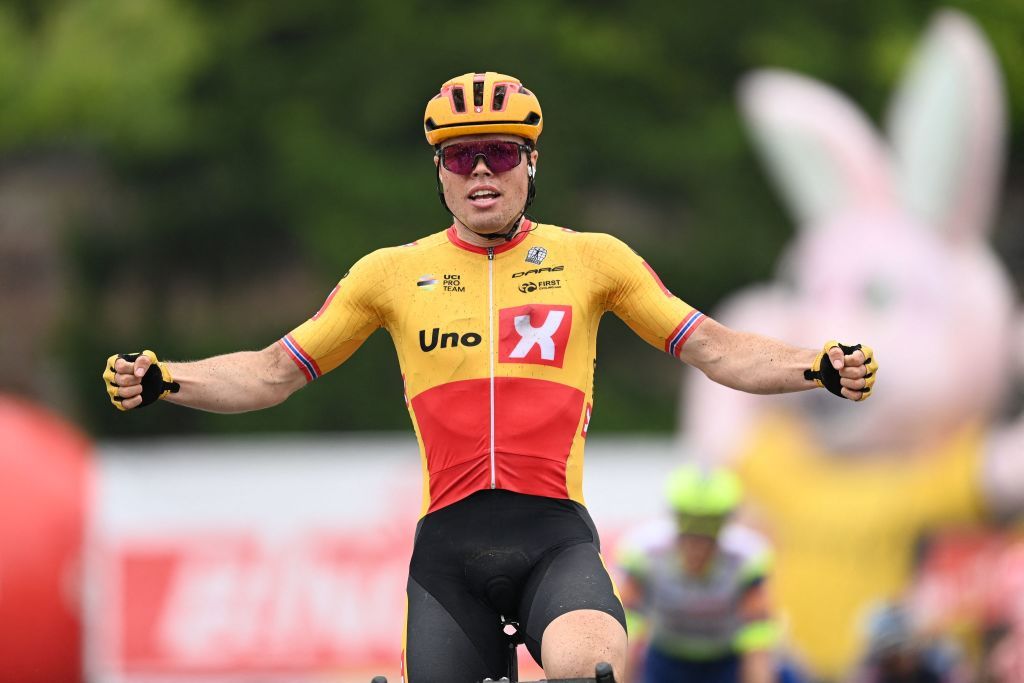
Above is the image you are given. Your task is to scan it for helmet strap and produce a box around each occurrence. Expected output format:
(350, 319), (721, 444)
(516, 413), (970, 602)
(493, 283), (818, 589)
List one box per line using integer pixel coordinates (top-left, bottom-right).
(434, 160), (452, 214)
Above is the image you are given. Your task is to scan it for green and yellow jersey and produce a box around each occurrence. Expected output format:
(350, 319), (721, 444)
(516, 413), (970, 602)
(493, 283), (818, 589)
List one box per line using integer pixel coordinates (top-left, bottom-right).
(617, 519), (777, 660)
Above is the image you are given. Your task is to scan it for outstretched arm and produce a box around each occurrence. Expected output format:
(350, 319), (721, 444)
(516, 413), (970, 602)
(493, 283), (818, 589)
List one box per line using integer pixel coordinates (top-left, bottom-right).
(584, 232), (875, 402)
(679, 318), (873, 400)
(108, 343), (307, 413)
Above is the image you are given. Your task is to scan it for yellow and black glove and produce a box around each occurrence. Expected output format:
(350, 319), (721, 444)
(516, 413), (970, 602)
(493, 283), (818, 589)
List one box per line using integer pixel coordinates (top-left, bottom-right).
(804, 340), (877, 401)
(103, 350), (180, 411)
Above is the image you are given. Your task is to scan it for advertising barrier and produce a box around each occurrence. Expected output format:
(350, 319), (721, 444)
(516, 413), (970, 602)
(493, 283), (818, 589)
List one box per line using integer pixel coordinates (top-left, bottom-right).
(88, 435), (680, 683)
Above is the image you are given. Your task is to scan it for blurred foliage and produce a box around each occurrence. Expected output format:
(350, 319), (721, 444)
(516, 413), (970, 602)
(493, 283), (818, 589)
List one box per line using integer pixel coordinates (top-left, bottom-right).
(5, 0), (1022, 437)
(0, 0), (206, 151)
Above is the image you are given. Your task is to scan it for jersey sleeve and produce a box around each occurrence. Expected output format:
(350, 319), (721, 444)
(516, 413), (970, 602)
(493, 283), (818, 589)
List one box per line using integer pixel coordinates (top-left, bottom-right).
(278, 249), (392, 381)
(614, 517), (676, 586)
(725, 525), (773, 590)
(583, 233), (707, 359)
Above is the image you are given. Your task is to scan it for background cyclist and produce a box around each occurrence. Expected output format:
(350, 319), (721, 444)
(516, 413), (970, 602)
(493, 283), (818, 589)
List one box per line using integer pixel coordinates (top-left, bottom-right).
(617, 465), (785, 683)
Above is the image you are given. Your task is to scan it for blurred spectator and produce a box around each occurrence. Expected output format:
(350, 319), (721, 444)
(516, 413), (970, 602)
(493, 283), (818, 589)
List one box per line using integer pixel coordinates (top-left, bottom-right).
(849, 603), (962, 683)
(984, 621), (1024, 683)
(616, 464), (797, 683)
(0, 394), (92, 683)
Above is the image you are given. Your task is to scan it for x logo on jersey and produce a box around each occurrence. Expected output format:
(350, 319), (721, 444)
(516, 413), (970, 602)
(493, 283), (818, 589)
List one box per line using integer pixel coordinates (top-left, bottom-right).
(499, 304), (572, 368)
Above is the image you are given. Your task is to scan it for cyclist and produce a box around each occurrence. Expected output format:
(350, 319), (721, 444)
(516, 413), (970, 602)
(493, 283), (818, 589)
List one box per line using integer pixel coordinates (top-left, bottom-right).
(851, 603), (956, 683)
(103, 71), (877, 683)
(616, 465), (782, 683)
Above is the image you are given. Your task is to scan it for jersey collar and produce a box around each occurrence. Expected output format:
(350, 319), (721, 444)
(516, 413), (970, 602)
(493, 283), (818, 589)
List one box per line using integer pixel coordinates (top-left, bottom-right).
(446, 220), (533, 255)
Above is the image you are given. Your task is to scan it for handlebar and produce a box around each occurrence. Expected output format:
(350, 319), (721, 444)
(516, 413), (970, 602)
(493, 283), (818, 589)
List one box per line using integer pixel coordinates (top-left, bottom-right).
(482, 660), (616, 682)
(374, 660), (615, 683)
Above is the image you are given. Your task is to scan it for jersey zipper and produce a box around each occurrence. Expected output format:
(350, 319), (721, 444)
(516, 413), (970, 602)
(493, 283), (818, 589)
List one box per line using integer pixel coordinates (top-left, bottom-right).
(487, 246), (496, 489)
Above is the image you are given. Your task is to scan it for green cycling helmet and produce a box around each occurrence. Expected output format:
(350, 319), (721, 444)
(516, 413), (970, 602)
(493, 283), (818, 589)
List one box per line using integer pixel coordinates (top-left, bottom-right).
(666, 464), (742, 534)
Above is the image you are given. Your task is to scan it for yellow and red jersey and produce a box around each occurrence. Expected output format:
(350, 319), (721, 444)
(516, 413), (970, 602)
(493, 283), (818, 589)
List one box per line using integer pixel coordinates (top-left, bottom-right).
(281, 221), (706, 516)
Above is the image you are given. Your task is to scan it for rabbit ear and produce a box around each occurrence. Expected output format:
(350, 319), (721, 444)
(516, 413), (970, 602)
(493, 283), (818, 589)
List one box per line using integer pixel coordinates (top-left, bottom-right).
(886, 9), (1006, 244)
(738, 69), (897, 229)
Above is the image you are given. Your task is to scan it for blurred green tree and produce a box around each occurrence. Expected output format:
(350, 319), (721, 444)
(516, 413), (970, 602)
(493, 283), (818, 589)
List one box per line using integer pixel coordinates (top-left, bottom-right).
(2, 0), (1019, 436)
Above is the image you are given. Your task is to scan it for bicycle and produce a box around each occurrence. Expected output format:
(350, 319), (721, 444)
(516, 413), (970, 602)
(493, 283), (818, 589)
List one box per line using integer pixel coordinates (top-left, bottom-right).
(369, 664), (614, 683)
(370, 618), (617, 682)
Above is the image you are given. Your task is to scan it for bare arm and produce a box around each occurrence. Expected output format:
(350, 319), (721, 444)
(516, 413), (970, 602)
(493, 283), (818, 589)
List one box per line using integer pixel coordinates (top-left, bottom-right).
(740, 651), (775, 683)
(679, 319), (871, 400)
(110, 343), (307, 413)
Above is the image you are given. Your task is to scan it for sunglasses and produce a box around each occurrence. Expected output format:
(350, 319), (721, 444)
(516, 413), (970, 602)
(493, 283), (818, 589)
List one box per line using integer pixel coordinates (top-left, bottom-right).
(439, 140), (532, 175)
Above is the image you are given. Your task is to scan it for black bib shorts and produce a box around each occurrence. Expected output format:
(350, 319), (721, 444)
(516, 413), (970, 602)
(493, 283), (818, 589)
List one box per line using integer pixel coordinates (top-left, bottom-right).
(403, 489), (627, 683)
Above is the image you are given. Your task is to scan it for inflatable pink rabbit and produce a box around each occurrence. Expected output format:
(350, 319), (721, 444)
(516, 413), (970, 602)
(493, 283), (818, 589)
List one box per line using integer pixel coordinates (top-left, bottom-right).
(681, 9), (1023, 678)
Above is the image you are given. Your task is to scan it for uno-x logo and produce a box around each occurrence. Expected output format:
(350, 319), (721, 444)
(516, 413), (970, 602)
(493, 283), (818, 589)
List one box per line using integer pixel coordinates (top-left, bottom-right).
(499, 304), (572, 368)
(419, 327), (482, 352)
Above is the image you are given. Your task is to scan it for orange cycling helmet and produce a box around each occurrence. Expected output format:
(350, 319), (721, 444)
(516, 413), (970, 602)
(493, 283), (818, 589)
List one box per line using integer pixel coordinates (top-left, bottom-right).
(424, 72), (543, 147)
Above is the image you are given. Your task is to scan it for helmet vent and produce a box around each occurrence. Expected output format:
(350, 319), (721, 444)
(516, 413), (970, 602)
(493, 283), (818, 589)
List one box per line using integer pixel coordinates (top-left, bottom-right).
(424, 72), (544, 146)
(493, 85), (507, 110)
(451, 87), (466, 113)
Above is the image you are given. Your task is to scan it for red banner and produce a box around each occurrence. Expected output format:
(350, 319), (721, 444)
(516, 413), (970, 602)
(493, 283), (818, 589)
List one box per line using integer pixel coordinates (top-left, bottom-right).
(913, 531), (1024, 627)
(99, 531), (411, 675)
